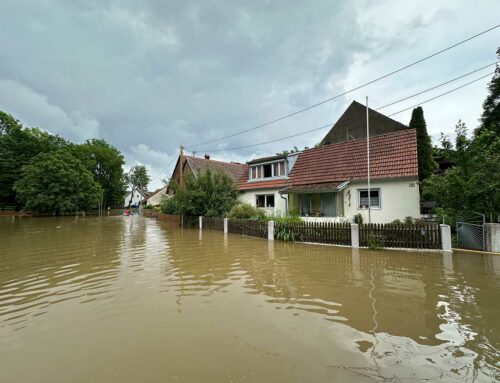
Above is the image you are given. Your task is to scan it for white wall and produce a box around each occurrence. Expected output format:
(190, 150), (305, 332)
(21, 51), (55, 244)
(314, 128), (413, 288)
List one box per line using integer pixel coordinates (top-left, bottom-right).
(124, 191), (143, 207)
(342, 178), (420, 223)
(147, 186), (168, 206)
(239, 189), (287, 216)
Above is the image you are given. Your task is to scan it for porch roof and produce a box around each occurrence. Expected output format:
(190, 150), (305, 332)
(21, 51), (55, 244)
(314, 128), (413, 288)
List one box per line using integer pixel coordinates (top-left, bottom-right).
(280, 181), (348, 194)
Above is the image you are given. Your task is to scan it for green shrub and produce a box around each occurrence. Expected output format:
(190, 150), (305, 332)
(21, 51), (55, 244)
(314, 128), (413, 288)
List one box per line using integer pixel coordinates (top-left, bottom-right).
(274, 222), (302, 241)
(390, 219), (402, 225)
(228, 203), (266, 220)
(353, 213), (363, 224)
(404, 216), (414, 225)
(144, 204), (154, 209)
(160, 195), (179, 214)
(367, 232), (384, 250)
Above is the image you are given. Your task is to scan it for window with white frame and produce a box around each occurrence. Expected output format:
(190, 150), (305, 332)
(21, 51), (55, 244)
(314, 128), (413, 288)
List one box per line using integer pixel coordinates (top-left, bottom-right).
(358, 188), (380, 209)
(249, 161), (286, 180)
(256, 194), (275, 208)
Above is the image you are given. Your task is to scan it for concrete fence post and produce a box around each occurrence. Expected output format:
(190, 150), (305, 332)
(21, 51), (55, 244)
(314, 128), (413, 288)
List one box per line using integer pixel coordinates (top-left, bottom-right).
(440, 224), (452, 252)
(484, 223), (500, 253)
(268, 220), (274, 241)
(199, 216), (203, 230)
(351, 223), (359, 248)
(223, 218), (228, 234)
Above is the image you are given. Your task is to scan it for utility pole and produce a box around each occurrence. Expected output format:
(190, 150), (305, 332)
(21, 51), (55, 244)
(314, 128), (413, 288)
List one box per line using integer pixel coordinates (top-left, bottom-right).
(366, 96), (371, 224)
(179, 145), (185, 191)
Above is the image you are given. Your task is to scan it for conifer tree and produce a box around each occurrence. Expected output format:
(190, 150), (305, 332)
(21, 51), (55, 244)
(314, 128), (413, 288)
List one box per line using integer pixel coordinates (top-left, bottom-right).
(409, 107), (436, 181)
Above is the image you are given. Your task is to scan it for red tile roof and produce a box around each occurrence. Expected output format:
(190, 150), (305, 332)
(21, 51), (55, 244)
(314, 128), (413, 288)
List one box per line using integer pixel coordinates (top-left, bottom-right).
(238, 177), (287, 191)
(286, 129), (418, 186)
(185, 156), (247, 184)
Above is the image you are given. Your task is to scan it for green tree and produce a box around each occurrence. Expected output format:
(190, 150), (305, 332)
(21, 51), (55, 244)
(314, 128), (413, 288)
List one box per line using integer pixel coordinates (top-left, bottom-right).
(0, 112), (68, 209)
(477, 47), (499, 136)
(423, 56), (500, 220)
(125, 165), (150, 207)
(14, 150), (101, 215)
(73, 139), (126, 208)
(409, 107), (436, 181)
(170, 169), (238, 216)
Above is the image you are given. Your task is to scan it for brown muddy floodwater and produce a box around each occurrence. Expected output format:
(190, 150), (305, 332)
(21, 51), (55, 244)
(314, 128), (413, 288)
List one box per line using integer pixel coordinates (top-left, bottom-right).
(0, 216), (498, 382)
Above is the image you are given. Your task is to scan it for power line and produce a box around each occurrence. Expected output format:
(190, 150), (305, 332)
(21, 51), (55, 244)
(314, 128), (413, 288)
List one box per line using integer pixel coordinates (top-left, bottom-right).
(388, 72), (494, 116)
(203, 70), (494, 153)
(186, 24), (499, 149)
(377, 61), (498, 110)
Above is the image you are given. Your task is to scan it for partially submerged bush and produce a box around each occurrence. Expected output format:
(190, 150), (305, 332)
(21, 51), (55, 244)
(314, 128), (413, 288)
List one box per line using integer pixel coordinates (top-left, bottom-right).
(367, 232), (384, 250)
(160, 195), (180, 214)
(228, 203), (266, 220)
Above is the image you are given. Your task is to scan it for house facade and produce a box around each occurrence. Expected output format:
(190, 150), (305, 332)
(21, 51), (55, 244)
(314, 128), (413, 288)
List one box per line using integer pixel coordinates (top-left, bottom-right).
(146, 186), (168, 206)
(283, 129), (420, 223)
(237, 153), (299, 216)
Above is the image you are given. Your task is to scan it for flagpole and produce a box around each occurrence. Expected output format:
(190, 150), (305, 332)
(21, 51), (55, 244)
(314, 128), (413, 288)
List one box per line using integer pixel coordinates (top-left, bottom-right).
(366, 96), (371, 224)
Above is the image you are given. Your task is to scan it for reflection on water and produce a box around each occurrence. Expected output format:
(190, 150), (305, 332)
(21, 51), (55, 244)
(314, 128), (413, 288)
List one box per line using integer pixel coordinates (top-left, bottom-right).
(0, 216), (498, 382)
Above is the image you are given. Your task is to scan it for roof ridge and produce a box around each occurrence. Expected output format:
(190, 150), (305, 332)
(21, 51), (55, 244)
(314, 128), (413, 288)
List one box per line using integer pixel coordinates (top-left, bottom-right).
(185, 155), (246, 166)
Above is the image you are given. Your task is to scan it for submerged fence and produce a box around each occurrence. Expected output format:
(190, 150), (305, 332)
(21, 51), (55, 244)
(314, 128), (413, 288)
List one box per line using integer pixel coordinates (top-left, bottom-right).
(359, 223), (442, 249)
(143, 212), (449, 251)
(275, 221), (351, 246)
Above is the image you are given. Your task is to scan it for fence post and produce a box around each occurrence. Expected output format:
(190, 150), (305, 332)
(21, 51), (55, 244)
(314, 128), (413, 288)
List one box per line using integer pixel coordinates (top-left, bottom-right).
(484, 223), (500, 253)
(199, 216), (203, 230)
(440, 224), (452, 253)
(268, 220), (274, 241)
(351, 223), (359, 248)
(224, 218), (228, 234)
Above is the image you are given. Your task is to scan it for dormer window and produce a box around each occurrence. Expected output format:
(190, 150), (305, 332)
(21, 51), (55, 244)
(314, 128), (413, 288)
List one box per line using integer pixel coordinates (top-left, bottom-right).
(249, 160), (286, 180)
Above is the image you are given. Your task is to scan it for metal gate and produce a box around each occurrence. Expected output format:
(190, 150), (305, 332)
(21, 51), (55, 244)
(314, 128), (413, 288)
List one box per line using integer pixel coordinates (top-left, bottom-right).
(456, 213), (485, 250)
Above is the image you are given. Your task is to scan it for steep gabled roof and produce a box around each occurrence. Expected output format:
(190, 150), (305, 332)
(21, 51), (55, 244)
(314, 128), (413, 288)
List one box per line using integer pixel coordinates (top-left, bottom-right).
(287, 129), (418, 186)
(185, 156), (247, 184)
(321, 100), (408, 144)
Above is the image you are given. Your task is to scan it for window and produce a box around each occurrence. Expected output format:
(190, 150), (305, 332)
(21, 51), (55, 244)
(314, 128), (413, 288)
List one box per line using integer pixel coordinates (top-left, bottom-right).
(263, 164), (272, 178)
(256, 194), (275, 208)
(358, 189), (380, 208)
(249, 160), (286, 180)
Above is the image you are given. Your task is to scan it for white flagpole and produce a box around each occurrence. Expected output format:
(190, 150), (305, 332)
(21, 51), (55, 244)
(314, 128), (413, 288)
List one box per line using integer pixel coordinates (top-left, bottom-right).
(366, 96), (371, 224)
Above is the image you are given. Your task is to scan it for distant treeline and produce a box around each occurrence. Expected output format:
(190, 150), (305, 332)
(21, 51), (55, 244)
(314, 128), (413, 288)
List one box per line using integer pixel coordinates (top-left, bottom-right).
(0, 111), (126, 214)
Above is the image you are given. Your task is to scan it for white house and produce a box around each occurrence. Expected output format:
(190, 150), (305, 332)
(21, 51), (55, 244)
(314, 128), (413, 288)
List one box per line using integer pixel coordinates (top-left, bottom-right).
(280, 129), (420, 223)
(124, 190), (148, 208)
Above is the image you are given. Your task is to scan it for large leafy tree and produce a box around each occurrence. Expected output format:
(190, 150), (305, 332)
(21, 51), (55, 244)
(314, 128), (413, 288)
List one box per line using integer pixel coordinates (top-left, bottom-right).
(125, 165), (150, 207)
(423, 51), (500, 221)
(14, 150), (101, 215)
(0, 112), (68, 209)
(72, 139), (126, 208)
(409, 106), (436, 182)
(170, 169), (239, 216)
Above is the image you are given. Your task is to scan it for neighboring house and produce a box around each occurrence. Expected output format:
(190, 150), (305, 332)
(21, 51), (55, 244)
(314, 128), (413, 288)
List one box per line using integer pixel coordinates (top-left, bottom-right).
(124, 190), (149, 208)
(282, 129), (420, 223)
(236, 153), (299, 216)
(168, 154), (247, 195)
(146, 186), (168, 206)
(321, 100), (408, 145)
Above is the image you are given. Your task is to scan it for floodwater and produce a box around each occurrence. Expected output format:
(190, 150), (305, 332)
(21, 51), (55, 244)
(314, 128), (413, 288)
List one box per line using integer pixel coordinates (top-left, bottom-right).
(0, 216), (498, 382)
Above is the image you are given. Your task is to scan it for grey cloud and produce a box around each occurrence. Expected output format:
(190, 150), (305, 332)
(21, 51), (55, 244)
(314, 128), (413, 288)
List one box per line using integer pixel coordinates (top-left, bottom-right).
(0, 0), (498, 188)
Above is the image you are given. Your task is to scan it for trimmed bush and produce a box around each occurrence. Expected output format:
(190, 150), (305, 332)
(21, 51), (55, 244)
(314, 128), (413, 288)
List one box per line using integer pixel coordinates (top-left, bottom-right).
(228, 203), (266, 220)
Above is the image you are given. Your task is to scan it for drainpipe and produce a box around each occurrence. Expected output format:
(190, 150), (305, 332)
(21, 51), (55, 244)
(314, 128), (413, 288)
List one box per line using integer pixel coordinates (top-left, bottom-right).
(280, 193), (288, 215)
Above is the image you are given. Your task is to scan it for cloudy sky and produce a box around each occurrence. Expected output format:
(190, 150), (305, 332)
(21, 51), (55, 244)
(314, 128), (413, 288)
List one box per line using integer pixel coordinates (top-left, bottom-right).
(0, 1), (498, 189)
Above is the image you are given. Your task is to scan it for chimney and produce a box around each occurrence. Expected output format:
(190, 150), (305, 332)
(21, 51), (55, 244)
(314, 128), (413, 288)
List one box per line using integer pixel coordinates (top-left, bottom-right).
(204, 154), (210, 160)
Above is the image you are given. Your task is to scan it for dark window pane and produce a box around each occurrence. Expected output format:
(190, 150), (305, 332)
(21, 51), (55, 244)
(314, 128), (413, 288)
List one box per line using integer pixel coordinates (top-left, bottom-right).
(263, 164), (272, 178)
(266, 194), (275, 207)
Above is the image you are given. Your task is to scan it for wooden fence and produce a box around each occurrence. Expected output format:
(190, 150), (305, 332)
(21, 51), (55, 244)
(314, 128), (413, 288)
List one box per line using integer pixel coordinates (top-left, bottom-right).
(359, 223), (441, 249)
(203, 217), (224, 231)
(275, 221), (351, 246)
(228, 219), (268, 239)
